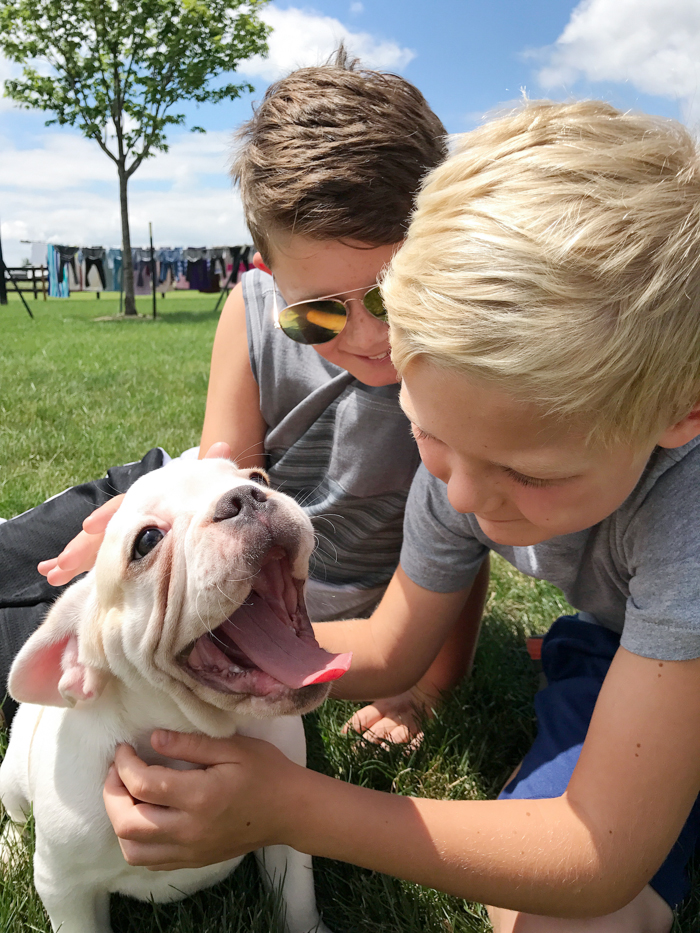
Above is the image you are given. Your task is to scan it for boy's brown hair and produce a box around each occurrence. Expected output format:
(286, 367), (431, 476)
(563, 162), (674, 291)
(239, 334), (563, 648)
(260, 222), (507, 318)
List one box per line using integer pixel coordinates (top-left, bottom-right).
(231, 47), (447, 260)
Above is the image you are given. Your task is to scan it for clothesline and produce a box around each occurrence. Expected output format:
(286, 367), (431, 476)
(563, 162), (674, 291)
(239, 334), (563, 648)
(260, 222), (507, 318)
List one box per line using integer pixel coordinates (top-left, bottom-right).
(43, 244), (254, 298)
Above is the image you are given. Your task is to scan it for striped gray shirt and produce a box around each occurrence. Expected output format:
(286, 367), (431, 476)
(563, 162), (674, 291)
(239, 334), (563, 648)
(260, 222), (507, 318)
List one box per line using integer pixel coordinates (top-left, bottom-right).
(243, 270), (420, 619)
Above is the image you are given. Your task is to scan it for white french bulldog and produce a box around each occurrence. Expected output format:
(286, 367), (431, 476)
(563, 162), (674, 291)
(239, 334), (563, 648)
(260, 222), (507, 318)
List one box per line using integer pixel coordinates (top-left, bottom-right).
(0, 458), (351, 933)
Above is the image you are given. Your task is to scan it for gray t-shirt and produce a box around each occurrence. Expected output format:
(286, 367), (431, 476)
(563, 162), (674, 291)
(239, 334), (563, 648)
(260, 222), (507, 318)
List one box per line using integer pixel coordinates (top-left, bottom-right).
(243, 269), (421, 620)
(400, 438), (700, 661)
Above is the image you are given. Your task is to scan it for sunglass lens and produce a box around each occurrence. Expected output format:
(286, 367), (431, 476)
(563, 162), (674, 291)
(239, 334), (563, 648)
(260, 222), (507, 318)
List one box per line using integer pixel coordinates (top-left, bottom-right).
(362, 286), (387, 321)
(278, 300), (347, 345)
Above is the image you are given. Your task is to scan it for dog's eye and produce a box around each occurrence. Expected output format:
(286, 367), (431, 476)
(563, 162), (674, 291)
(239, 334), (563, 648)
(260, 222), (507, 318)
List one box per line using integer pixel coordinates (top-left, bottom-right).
(248, 471), (270, 487)
(133, 527), (165, 560)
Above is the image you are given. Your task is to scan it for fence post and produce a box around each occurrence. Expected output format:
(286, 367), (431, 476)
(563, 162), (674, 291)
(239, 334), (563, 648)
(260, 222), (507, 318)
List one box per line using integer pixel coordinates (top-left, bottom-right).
(0, 232), (7, 306)
(149, 222), (156, 320)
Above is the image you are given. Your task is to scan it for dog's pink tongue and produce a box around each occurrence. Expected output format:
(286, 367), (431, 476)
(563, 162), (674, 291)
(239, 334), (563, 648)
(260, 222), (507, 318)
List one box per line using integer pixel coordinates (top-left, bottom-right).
(222, 594), (352, 688)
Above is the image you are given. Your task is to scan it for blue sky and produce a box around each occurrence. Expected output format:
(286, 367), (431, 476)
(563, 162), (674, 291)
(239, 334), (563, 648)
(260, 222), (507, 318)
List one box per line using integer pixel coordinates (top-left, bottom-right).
(1, 0), (698, 264)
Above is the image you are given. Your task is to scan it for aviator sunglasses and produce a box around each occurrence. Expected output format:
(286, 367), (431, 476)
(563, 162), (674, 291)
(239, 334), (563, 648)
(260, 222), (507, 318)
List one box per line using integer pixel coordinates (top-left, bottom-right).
(272, 281), (388, 345)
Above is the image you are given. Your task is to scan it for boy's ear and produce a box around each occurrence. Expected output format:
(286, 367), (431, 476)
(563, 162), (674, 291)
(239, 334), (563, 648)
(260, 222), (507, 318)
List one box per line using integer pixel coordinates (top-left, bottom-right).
(9, 576), (109, 708)
(658, 402), (700, 449)
(252, 252), (272, 276)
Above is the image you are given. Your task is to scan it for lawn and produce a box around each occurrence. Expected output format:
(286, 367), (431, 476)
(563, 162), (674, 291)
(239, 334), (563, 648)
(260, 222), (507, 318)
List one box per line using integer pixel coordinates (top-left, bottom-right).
(0, 291), (218, 519)
(0, 293), (697, 932)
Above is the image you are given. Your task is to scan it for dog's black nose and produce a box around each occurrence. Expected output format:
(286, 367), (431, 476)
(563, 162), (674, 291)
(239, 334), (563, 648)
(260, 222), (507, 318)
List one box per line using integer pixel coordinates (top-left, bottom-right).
(212, 485), (268, 522)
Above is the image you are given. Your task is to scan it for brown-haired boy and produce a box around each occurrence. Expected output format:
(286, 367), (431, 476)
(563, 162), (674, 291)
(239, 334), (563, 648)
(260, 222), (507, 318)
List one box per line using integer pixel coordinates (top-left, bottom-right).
(39, 50), (488, 743)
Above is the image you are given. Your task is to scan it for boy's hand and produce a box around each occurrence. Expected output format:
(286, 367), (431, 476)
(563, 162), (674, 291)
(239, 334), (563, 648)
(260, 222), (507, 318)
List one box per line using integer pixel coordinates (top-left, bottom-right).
(37, 442), (233, 586)
(103, 730), (300, 871)
(38, 494), (126, 585)
(342, 687), (435, 746)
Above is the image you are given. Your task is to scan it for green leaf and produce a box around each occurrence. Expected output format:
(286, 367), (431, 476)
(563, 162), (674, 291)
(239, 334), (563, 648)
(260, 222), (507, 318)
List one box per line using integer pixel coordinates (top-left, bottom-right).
(0, 0), (270, 306)
(0, 0), (269, 173)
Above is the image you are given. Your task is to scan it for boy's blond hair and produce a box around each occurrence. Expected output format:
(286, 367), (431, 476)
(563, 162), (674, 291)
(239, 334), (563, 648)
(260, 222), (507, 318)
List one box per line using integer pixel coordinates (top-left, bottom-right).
(232, 48), (447, 262)
(385, 99), (700, 446)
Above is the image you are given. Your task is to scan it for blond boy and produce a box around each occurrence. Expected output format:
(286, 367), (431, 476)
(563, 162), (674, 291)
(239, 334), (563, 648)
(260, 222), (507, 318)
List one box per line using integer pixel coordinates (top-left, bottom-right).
(104, 100), (700, 930)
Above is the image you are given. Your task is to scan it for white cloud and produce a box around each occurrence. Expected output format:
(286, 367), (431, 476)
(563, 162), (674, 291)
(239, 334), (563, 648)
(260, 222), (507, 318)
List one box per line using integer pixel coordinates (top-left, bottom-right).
(0, 129), (236, 191)
(350, 2), (364, 13)
(535, 0), (700, 124)
(0, 130), (249, 249)
(1, 186), (247, 247)
(239, 4), (414, 81)
(137, 131), (237, 184)
(0, 133), (114, 190)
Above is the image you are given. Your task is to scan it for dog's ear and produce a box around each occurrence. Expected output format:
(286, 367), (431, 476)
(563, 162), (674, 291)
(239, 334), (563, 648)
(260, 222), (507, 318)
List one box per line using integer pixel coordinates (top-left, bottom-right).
(9, 576), (109, 708)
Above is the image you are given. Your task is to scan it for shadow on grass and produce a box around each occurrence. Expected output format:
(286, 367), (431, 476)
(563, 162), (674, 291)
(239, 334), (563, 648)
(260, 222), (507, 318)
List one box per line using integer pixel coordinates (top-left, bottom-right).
(90, 309), (222, 326)
(155, 309), (222, 325)
(110, 855), (285, 933)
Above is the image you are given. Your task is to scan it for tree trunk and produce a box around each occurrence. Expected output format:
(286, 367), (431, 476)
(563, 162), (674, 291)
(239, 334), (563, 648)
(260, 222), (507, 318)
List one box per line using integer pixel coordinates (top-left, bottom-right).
(118, 164), (136, 316)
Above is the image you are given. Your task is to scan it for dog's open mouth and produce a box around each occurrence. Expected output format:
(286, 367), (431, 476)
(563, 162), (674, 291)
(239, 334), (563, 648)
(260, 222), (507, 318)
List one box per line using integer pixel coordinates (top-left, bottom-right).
(181, 548), (352, 696)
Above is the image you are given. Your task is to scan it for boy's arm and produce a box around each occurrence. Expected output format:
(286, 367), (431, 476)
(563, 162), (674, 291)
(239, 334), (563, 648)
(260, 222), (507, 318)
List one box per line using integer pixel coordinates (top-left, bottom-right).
(312, 564), (476, 701)
(106, 645), (700, 918)
(105, 648), (700, 917)
(199, 283), (267, 468)
(342, 558), (489, 741)
(285, 646), (700, 916)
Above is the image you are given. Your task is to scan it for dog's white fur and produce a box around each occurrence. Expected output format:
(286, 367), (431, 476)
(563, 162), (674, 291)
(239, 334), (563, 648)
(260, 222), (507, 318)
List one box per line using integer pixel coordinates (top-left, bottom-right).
(0, 458), (334, 933)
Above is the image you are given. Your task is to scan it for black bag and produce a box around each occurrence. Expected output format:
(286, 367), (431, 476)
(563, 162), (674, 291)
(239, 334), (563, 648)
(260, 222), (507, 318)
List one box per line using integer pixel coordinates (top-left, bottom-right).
(0, 448), (166, 723)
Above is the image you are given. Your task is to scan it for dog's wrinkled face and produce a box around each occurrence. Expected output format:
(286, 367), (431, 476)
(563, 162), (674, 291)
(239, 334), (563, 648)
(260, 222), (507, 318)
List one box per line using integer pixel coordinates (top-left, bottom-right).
(83, 458), (349, 729)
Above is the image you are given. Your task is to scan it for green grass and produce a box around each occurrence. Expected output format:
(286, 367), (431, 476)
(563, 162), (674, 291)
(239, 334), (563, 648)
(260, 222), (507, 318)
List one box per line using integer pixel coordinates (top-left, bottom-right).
(0, 291), (218, 519)
(0, 295), (698, 931)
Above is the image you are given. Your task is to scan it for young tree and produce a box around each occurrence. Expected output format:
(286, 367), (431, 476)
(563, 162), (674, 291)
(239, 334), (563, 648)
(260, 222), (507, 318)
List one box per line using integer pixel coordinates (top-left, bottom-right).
(0, 0), (269, 314)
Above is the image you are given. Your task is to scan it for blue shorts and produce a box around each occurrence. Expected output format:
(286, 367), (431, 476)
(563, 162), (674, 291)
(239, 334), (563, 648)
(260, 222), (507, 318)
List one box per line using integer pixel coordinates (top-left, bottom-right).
(499, 615), (700, 910)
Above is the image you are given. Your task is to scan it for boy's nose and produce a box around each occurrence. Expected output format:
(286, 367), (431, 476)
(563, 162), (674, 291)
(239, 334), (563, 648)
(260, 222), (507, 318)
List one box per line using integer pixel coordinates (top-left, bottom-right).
(340, 298), (388, 350)
(446, 473), (503, 517)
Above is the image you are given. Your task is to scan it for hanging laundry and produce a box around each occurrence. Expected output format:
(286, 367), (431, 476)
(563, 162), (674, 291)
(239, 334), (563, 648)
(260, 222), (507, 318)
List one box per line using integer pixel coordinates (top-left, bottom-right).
(82, 247), (107, 290)
(182, 247), (207, 262)
(186, 258), (210, 291)
(209, 248), (227, 281)
(55, 246), (79, 286)
(157, 248), (183, 291)
(131, 247), (153, 294)
(41, 244), (252, 296)
(105, 249), (122, 292)
(217, 245), (247, 291)
(47, 245), (69, 297)
(30, 242), (47, 268)
(238, 245), (254, 282)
